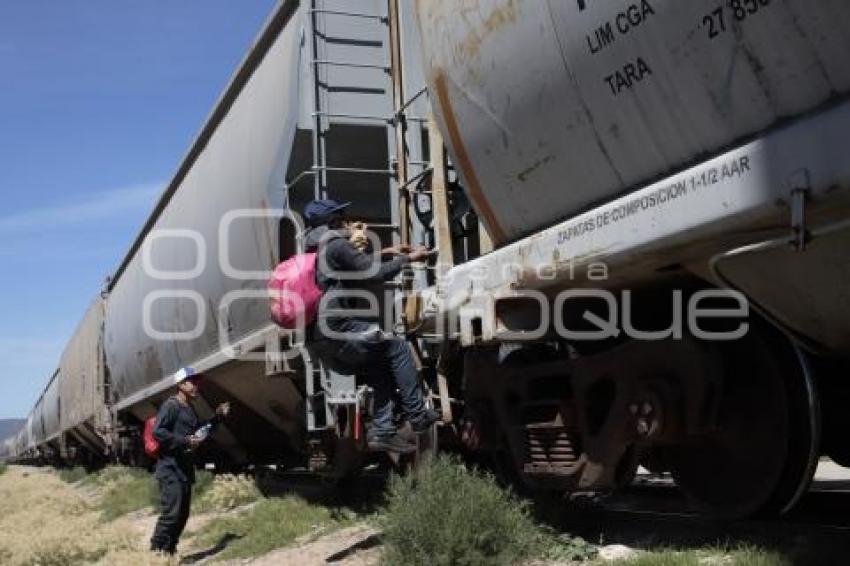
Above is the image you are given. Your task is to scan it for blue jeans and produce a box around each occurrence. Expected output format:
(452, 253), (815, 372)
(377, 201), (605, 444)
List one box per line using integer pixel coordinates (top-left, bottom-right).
(312, 321), (426, 437)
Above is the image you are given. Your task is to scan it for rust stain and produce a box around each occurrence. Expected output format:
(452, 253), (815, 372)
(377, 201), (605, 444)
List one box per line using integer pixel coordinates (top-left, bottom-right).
(456, 0), (520, 61)
(433, 71), (507, 244)
(483, 0), (520, 33)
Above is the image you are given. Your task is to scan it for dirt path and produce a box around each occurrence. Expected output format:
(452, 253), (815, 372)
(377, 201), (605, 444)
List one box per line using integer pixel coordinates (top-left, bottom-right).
(213, 525), (381, 566)
(111, 483), (380, 565)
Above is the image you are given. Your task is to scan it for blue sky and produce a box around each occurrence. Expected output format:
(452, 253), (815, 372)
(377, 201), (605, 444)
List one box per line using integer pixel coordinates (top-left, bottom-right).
(0, 1), (277, 418)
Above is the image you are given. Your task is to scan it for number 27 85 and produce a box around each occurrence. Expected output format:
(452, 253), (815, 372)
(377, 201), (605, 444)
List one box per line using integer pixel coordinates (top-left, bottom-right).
(702, 0), (771, 40)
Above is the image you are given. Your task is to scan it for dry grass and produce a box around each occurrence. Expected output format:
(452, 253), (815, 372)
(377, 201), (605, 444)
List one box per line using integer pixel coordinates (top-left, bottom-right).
(0, 466), (175, 566)
(190, 495), (340, 561)
(607, 545), (790, 565)
(92, 467), (159, 521)
(57, 466), (88, 484)
(193, 473), (261, 513)
(0, 466), (323, 564)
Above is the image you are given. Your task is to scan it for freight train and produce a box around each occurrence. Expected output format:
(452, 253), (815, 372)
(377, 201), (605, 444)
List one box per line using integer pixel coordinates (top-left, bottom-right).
(4, 0), (850, 519)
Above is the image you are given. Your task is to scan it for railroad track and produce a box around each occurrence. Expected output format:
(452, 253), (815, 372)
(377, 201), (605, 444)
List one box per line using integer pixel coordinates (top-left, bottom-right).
(544, 475), (850, 563)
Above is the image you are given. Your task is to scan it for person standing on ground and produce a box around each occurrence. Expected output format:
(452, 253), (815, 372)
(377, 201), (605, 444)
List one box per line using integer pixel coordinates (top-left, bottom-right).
(150, 367), (231, 555)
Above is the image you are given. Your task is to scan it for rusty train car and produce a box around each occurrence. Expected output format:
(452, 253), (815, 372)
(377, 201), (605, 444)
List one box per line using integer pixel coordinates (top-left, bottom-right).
(7, 0), (850, 519)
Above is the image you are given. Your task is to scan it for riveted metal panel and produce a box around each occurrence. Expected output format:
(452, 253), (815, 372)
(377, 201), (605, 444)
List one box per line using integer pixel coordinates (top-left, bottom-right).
(415, 0), (850, 243)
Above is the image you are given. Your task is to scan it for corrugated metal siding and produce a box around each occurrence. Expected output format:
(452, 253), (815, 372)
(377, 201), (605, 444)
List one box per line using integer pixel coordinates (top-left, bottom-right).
(416, 0), (850, 242)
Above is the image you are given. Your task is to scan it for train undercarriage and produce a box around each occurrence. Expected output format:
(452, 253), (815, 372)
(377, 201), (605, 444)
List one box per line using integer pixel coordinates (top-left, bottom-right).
(452, 316), (824, 519)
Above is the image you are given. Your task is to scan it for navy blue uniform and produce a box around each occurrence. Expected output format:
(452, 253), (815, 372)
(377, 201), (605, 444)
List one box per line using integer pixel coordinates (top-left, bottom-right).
(150, 397), (219, 553)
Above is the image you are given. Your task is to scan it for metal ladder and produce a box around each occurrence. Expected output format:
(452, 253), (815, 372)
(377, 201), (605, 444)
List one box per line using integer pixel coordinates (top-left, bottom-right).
(301, 0), (399, 435)
(299, 1), (454, 436)
(307, 0), (394, 202)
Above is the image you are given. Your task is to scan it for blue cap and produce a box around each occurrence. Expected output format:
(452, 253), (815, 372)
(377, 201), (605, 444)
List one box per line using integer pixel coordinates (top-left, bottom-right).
(303, 199), (351, 226)
(175, 367), (202, 383)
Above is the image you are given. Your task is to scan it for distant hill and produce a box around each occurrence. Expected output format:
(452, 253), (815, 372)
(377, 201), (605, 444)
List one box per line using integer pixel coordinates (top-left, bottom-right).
(0, 419), (25, 442)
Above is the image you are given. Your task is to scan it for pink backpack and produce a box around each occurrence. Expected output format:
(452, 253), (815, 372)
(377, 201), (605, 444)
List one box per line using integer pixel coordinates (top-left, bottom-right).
(268, 253), (323, 329)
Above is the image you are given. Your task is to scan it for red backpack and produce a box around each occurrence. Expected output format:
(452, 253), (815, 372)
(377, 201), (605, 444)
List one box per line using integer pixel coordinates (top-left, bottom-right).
(268, 252), (323, 329)
(143, 416), (160, 458)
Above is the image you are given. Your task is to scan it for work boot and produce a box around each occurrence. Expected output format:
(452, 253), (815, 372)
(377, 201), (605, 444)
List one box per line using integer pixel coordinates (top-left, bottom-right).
(410, 408), (441, 434)
(367, 432), (416, 453)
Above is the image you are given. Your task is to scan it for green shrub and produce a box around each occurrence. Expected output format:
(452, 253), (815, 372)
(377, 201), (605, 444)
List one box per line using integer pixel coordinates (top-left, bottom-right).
(378, 454), (594, 566)
(93, 467), (158, 521)
(726, 546), (791, 566)
(0, 463), (7, 476)
(57, 466), (88, 484)
(87, 466), (257, 521)
(534, 526), (597, 563)
(610, 544), (790, 566)
(193, 469), (214, 500)
(192, 496), (336, 560)
(82, 465), (127, 486)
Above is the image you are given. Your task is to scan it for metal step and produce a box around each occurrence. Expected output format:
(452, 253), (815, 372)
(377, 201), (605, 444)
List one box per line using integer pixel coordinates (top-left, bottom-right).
(309, 8), (387, 23)
(312, 111), (391, 123)
(311, 165), (394, 176)
(312, 59), (389, 73)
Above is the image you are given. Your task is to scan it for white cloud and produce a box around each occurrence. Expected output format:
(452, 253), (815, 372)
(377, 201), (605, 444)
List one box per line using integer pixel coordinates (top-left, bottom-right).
(0, 182), (163, 235)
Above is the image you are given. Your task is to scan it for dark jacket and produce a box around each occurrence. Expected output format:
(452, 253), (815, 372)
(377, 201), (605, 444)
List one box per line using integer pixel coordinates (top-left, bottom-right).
(153, 396), (219, 483)
(305, 226), (409, 333)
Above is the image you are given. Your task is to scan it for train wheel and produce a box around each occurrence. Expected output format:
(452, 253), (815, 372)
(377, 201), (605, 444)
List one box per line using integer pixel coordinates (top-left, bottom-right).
(667, 327), (819, 519)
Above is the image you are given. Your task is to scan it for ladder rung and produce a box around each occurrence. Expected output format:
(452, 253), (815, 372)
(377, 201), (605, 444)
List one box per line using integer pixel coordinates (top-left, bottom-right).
(313, 111), (390, 123)
(283, 169), (316, 190)
(395, 87), (429, 116)
(397, 167), (434, 192)
(312, 165), (395, 175)
(310, 9), (387, 22)
(312, 60), (390, 72)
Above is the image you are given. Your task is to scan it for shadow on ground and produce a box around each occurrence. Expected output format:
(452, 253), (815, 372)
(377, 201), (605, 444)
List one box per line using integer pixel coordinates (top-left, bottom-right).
(255, 468), (389, 516)
(180, 533), (243, 564)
